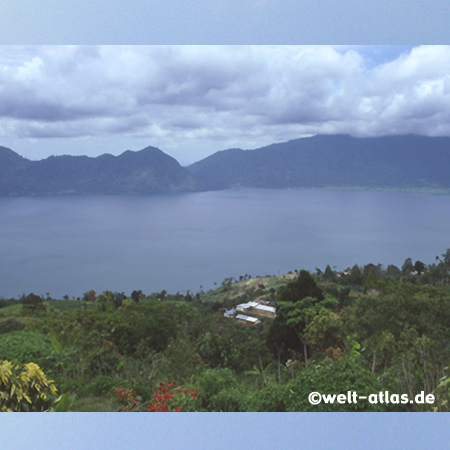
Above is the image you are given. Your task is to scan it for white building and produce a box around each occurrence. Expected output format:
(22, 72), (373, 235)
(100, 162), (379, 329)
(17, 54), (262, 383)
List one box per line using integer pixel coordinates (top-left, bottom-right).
(235, 314), (261, 326)
(236, 301), (276, 318)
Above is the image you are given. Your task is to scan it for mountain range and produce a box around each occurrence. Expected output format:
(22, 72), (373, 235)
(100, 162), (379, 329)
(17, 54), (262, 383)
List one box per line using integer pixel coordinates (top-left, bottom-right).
(0, 145), (218, 196)
(1, 134), (450, 196)
(187, 134), (450, 192)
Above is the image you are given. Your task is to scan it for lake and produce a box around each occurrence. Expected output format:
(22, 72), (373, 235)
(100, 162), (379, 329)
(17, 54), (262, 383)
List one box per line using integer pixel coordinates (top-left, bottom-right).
(0, 188), (448, 299)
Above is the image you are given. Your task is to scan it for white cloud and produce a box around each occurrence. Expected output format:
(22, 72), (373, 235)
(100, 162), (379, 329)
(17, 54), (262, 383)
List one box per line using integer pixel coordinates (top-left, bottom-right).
(0, 45), (449, 163)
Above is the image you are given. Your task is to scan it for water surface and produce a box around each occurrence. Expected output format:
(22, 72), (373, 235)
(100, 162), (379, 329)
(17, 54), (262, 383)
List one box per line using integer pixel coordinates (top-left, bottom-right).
(0, 188), (447, 298)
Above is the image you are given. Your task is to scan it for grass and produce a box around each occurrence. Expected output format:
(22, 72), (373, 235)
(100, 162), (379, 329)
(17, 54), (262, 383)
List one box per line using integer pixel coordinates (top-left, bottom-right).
(199, 273), (296, 304)
(70, 395), (120, 412)
(0, 303), (23, 318)
(46, 299), (86, 312)
(0, 299), (88, 318)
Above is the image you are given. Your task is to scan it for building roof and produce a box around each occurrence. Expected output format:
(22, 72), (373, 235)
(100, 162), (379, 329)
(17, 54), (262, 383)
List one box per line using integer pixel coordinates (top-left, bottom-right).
(254, 304), (276, 313)
(236, 314), (260, 324)
(224, 308), (236, 317)
(237, 301), (259, 310)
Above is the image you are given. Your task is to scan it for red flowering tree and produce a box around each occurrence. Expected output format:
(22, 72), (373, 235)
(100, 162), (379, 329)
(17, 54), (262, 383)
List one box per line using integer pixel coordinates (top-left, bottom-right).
(115, 382), (198, 412)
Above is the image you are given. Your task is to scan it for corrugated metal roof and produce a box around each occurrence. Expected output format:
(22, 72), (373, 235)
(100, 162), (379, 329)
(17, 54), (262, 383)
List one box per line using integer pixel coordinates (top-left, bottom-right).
(236, 314), (260, 323)
(254, 304), (276, 313)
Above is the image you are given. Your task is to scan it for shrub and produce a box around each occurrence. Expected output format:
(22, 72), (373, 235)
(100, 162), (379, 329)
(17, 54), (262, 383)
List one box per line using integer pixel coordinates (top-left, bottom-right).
(86, 375), (117, 397)
(0, 318), (23, 334)
(0, 331), (53, 372)
(0, 360), (58, 411)
(284, 356), (395, 412)
(246, 383), (290, 412)
(20, 293), (45, 312)
(197, 368), (247, 411)
(115, 382), (198, 412)
(84, 339), (121, 377)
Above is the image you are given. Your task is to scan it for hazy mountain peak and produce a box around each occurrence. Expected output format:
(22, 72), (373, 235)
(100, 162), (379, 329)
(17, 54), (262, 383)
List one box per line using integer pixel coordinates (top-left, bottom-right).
(0, 145), (219, 196)
(188, 134), (450, 192)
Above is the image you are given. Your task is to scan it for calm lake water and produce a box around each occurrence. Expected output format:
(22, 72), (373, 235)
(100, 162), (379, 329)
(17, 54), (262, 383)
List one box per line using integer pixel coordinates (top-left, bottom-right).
(0, 188), (448, 298)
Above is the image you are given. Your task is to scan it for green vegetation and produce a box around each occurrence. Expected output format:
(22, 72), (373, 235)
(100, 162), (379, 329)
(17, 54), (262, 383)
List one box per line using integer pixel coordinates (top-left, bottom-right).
(0, 145), (220, 196)
(3, 249), (450, 411)
(188, 134), (450, 194)
(0, 360), (58, 411)
(4, 134), (450, 197)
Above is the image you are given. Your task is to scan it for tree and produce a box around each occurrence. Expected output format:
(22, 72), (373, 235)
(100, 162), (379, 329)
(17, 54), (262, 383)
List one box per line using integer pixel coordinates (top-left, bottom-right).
(363, 263), (382, 281)
(304, 309), (344, 353)
(96, 291), (115, 312)
(386, 264), (401, 280)
(21, 293), (44, 311)
(82, 290), (96, 302)
(267, 270), (331, 365)
(323, 265), (337, 282)
(442, 249), (450, 266)
(402, 257), (414, 275)
(112, 292), (126, 308)
(131, 290), (143, 303)
(280, 270), (324, 304)
(414, 261), (426, 276)
(348, 264), (363, 286)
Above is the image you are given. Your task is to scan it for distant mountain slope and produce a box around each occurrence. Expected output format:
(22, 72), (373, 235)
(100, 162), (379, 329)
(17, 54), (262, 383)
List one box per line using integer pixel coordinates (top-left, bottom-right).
(188, 135), (450, 191)
(0, 146), (219, 196)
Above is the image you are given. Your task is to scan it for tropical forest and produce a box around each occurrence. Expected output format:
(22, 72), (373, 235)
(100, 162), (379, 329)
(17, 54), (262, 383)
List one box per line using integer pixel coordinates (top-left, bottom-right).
(2, 250), (450, 412)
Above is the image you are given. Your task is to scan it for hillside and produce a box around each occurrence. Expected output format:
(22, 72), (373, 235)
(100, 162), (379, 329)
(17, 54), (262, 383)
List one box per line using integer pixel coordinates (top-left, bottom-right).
(188, 134), (450, 192)
(2, 250), (450, 412)
(0, 146), (220, 196)
(4, 134), (450, 196)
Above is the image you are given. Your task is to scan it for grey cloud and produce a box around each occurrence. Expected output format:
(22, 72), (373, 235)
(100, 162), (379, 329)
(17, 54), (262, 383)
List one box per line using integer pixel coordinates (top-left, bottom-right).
(1, 45), (450, 150)
(9, 113), (152, 139)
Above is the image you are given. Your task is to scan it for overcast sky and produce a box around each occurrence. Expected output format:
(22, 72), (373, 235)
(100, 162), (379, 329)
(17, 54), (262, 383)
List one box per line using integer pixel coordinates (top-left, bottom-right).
(1, 45), (450, 165)
(0, 0), (449, 44)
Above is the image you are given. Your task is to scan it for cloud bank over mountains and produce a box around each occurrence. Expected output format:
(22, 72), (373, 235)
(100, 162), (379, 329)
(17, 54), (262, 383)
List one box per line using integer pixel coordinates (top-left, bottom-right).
(0, 45), (449, 164)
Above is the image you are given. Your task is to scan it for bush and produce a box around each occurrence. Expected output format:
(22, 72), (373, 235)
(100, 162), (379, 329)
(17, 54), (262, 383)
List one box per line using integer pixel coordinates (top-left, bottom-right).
(0, 360), (58, 411)
(20, 293), (44, 312)
(0, 318), (23, 334)
(196, 332), (240, 368)
(197, 368), (247, 411)
(57, 377), (86, 397)
(86, 375), (117, 397)
(284, 356), (396, 412)
(246, 383), (290, 412)
(0, 331), (53, 372)
(120, 378), (155, 402)
(84, 339), (121, 378)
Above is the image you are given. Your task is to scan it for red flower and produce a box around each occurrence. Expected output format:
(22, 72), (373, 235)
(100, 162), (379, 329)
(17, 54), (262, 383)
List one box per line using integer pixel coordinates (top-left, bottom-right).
(115, 382), (197, 412)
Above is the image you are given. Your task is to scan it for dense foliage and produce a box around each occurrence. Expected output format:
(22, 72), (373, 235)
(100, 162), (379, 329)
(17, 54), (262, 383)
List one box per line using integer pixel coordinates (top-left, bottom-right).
(2, 249), (450, 411)
(0, 145), (219, 196)
(0, 360), (58, 411)
(188, 134), (450, 193)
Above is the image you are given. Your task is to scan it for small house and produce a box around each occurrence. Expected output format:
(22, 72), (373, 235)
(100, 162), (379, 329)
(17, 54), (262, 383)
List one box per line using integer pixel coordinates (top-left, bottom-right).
(252, 303), (276, 319)
(224, 308), (236, 318)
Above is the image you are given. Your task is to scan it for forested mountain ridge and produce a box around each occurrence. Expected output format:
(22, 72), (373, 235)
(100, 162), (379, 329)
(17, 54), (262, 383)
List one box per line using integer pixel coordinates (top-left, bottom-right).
(0, 145), (220, 196)
(187, 134), (450, 192)
(4, 134), (450, 196)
